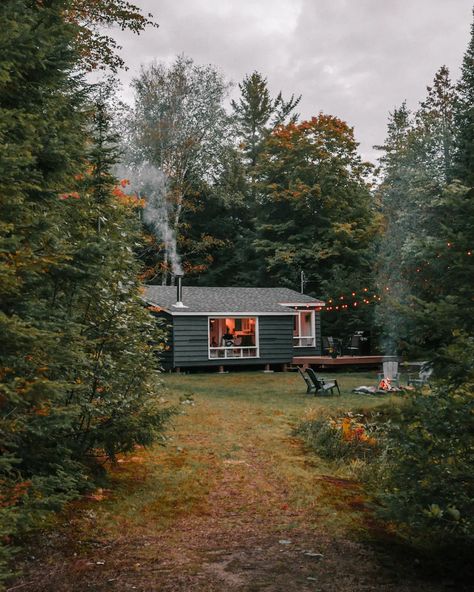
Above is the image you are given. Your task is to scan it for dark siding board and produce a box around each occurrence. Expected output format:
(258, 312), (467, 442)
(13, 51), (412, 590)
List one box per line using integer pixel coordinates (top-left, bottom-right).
(257, 315), (294, 363)
(172, 314), (295, 367)
(173, 316), (210, 366)
(315, 312), (322, 354)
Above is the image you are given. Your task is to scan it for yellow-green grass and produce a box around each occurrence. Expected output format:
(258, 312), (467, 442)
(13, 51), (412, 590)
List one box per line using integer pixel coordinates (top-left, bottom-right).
(14, 371), (417, 592)
(164, 368), (385, 409)
(66, 370), (398, 541)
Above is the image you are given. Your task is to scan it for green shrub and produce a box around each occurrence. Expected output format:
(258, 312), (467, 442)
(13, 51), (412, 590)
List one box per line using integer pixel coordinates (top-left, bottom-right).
(295, 410), (381, 462)
(297, 384), (473, 551)
(370, 384), (474, 548)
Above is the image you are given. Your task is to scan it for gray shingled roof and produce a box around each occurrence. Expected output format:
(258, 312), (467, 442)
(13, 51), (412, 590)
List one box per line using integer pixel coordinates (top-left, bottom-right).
(144, 286), (324, 314)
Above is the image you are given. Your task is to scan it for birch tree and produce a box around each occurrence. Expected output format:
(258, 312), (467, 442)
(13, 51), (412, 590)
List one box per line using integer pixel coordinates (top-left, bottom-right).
(125, 55), (231, 284)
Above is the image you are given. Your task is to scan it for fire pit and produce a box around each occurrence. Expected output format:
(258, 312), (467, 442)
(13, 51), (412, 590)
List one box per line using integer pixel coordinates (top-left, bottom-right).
(353, 359), (404, 394)
(378, 377), (392, 390)
(377, 357), (400, 388)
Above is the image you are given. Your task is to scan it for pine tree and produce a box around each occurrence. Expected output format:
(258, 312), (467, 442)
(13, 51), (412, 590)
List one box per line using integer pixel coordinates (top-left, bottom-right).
(417, 66), (457, 183)
(453, 9), (474, 186)
(0, 0), (89, 574)
(374, 103), (420, 354)
(61, 86), (171, 462)
(375, 36), (474, 364)
(408, 33), (474, 366)
(224, 73), (302, 287)
(0, 1), (168, 579)
(231, 71), (300, 169)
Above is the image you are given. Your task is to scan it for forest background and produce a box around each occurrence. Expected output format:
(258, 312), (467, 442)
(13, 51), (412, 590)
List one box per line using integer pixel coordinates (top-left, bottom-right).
(0, 0), (473, 585)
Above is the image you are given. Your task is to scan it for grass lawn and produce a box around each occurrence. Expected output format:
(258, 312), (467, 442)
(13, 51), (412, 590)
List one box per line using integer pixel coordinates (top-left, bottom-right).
(11, 371), (458, 592)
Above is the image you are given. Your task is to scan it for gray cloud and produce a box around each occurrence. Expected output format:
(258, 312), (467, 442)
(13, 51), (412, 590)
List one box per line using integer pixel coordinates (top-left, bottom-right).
(113, 0), (473, 161)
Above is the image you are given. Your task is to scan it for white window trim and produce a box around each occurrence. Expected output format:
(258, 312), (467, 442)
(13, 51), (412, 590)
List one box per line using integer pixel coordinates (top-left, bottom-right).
(208, 316), (260, 360)
(293, 310), (316, 348)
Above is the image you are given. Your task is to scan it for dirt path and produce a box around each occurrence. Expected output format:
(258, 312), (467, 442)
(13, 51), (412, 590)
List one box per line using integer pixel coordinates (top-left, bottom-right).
(10, 379), (462, 591)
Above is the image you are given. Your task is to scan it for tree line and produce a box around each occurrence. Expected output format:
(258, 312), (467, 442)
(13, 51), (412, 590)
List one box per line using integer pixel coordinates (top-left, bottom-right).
(1, 0), (473, 582)
(123, 59), (379, 340)
(121, 21), (473, 358)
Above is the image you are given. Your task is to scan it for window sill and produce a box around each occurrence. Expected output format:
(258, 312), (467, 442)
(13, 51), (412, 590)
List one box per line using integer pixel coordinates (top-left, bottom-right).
(208, 347), (260, 360)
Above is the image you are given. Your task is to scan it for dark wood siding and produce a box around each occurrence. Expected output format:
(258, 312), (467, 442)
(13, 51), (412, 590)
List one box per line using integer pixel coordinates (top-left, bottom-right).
(173, 316), (209, 366)
(258, 315), (294, 362)
(316, 311), (322, 353)
(172, 315), (295, 367)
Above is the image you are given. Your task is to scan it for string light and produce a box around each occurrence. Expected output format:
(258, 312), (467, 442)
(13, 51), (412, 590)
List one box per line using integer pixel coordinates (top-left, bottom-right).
(319, 287), (383, 313)
(322, 298), (376, 312)
(319, 240), (472, 313)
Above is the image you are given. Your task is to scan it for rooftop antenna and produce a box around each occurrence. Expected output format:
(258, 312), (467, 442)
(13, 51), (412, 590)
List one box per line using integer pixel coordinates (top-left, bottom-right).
(300, 270), (307, 294)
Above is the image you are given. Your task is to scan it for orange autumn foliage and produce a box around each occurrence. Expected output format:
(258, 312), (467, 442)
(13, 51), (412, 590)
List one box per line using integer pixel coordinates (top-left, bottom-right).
(112, 185), (145, 208)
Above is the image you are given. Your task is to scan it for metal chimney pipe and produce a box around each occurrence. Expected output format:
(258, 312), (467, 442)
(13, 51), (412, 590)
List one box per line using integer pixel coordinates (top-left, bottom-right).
(176, 275), (183, 305)
(172, 275), (187, 308)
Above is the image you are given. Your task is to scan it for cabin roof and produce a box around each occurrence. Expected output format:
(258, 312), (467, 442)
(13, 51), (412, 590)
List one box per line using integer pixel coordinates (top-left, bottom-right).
(144, 286), (325, 315)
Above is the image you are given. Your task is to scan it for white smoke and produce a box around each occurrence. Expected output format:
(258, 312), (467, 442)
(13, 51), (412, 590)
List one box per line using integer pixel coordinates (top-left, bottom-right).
(123, 163), (183, 279)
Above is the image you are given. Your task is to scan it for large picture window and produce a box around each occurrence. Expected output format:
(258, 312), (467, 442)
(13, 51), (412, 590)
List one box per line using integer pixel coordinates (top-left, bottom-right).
(208, 317), (259, 359)
(293, 310), (315, 347)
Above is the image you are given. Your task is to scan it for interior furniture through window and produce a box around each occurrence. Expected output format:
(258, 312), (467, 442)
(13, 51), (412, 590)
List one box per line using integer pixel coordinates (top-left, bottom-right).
(208, 317), (259, 359)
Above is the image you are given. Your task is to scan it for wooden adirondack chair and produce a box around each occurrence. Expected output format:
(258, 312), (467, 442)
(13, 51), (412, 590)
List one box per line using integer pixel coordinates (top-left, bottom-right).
(306, 368), (341, 396)
(377, 360), (400, 386)
(298, 367), (315, 394)
(407, 362), (433, 387)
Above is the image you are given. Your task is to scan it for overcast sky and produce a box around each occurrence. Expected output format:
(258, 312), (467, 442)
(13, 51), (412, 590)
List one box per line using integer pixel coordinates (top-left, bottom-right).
(113, 0), (473, 162)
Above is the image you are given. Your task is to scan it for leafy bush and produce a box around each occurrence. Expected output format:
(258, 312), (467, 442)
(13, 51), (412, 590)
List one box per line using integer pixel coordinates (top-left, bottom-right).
(369, 384), (474, 548)
(297, 381), (473, 554)
(295, 410), (381, 462)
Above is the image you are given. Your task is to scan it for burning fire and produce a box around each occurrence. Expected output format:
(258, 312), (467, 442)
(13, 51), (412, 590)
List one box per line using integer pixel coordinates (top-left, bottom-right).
(378, 377), (392, 390)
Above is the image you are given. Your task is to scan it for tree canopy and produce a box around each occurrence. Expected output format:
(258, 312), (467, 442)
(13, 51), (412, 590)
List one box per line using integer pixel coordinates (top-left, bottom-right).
(124, 55), (232, 284)
(0, 0), (169, 579)
(375, 50), (474, 365)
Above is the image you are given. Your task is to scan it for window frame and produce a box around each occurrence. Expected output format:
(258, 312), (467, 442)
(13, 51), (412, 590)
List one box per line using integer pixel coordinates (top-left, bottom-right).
(207, 316), (260, 360)
(293, 309), (316, 348)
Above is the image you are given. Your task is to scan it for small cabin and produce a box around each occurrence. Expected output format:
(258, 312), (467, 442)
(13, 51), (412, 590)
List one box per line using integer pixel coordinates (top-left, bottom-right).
(144, 282), (325, 371)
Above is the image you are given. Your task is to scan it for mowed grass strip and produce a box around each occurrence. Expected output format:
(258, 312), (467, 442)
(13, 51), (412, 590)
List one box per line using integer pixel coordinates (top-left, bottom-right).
(69, 370), (396, 541)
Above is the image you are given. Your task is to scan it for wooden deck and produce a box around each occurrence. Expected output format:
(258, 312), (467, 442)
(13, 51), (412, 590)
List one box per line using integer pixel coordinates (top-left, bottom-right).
(292, 355), (385, 369)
